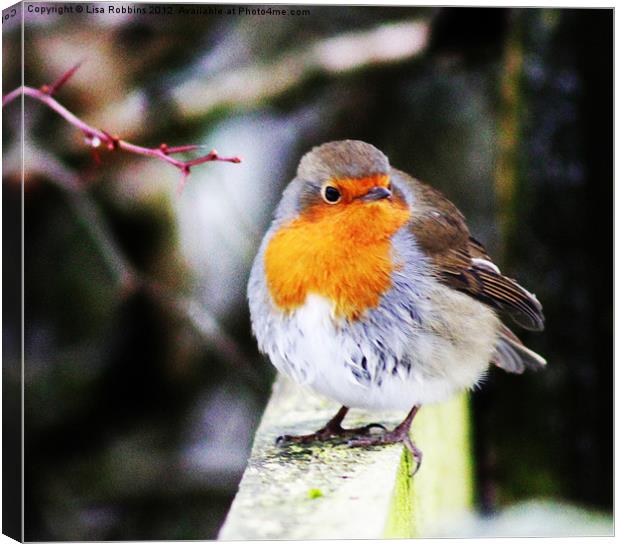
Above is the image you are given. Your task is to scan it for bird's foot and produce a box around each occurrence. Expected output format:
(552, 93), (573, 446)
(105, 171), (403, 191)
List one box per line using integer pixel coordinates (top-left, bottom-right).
(348, 427), (423, 475)
(276, 422), (386, 446)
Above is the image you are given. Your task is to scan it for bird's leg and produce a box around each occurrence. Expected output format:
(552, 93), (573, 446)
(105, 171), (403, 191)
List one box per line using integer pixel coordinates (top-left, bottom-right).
(276, 406), (387, 445)
(347, 405), (423, 474)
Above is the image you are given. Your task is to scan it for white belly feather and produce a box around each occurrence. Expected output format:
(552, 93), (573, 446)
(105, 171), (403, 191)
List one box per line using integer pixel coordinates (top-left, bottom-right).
(265, 287), (500, 411)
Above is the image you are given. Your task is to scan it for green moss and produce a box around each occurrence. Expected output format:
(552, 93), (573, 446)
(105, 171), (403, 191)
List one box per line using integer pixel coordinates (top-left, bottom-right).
(383, 393), (474, 538)
(384, 449), (414, 538)
(307, 488), (324, 499)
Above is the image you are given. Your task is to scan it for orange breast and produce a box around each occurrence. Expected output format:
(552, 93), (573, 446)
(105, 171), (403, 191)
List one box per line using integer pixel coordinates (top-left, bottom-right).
(264, 198), (410, 320)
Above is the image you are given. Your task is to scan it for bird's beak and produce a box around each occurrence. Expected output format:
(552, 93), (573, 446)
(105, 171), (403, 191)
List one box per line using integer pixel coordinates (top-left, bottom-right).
(361, 186), (392, 201)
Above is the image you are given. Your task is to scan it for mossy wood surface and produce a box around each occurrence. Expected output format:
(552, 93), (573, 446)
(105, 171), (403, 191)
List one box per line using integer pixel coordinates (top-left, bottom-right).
(218, 375), (473, 540)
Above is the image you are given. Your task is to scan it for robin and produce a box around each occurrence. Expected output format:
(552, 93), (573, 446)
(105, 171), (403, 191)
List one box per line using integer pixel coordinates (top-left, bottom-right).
(247, 140), (545, 472)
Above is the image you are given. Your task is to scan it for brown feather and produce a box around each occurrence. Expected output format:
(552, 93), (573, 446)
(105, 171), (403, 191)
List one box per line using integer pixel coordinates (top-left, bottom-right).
(392, 168), (545, 332)
(468, 235), (492, 261)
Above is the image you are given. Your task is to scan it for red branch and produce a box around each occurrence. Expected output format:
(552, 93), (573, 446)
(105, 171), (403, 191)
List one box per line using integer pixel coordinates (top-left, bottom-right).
(2, 65), (241, 190)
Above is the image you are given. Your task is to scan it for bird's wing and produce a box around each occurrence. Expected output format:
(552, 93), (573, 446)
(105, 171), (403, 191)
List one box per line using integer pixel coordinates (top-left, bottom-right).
(393, 169), (545, 332)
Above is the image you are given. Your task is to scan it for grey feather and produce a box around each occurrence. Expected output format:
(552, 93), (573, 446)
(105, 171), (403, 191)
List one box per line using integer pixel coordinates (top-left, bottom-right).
(492, 327), (547, 374)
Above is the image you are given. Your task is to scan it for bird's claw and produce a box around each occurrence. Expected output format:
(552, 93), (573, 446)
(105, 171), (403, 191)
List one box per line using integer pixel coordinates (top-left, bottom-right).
(347, 431), (423, 476)
(275, 420), (388, 446)
(361, 422), (387, 433)
(404, 437), (423, 476)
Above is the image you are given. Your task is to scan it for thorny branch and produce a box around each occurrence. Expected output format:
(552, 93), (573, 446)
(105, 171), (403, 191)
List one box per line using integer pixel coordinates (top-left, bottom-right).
(2, 63), (242, 191)
(3, 64), (264, 390)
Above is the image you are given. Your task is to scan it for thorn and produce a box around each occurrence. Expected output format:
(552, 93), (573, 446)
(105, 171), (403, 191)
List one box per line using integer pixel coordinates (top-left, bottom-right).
(91, 148), (102, 166)
(163, 144), (205, 154)
(83, 130), (101, 148)
(101, 129), (120, 151)
(45, 61), (83, 95)
(177, 166), (191, 194)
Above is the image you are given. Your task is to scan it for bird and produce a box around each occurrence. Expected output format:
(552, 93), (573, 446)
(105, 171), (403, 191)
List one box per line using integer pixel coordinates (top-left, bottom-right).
(247, 140), (545, 472)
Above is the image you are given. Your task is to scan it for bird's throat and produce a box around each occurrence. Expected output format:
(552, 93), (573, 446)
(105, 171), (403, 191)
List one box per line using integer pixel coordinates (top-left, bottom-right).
(264, 200), (410, 320)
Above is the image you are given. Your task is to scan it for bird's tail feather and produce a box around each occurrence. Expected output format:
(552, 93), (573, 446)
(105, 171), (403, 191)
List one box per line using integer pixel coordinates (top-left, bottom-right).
(492, 324), (547, 374)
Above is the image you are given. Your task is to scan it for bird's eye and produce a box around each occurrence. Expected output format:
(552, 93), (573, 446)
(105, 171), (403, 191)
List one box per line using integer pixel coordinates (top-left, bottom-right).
(322, 185), (341, 204)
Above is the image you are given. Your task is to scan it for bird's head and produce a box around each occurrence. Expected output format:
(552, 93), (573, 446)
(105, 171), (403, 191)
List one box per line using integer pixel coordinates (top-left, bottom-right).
(263, 140), (411, 318)
(275, 140), (408, 232)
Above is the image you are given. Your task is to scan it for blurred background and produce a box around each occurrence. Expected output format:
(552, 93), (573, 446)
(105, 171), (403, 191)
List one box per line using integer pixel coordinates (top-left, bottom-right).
(2, 4), (612, 540)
